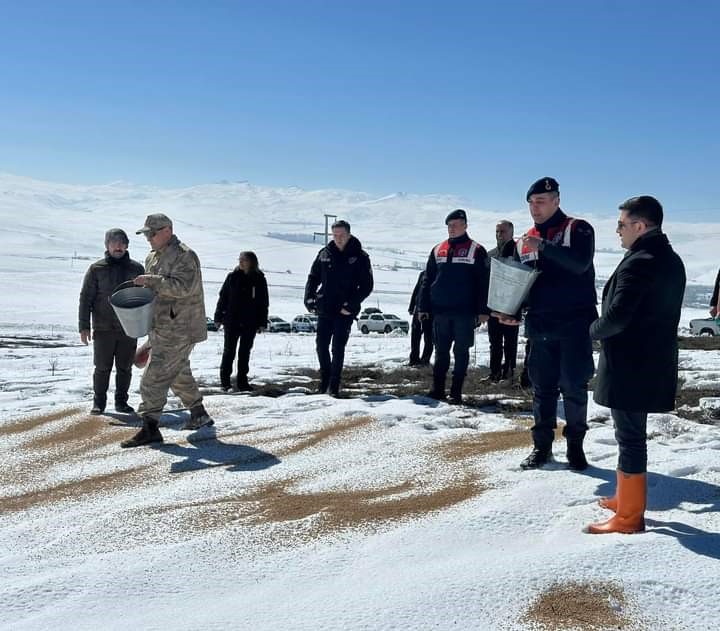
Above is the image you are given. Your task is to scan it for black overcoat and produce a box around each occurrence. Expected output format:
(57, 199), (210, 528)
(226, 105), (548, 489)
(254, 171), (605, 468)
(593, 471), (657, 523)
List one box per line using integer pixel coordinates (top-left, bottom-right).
(590, 231), (686, 412)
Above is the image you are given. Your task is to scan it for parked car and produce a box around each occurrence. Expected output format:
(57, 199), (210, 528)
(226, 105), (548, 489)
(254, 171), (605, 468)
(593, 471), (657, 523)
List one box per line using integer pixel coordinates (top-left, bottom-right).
(206, 317), (218, 332)
(291, 314), (319, 333)
(267, 316), (291, 333)
(689, 317), (720, 336)
(358, 312), (409, 334)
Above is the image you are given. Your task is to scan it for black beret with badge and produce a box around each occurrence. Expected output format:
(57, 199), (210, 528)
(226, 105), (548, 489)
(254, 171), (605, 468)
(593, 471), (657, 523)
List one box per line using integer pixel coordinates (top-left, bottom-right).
(526, 177), (559, 201)
(445, 208), (468, 224)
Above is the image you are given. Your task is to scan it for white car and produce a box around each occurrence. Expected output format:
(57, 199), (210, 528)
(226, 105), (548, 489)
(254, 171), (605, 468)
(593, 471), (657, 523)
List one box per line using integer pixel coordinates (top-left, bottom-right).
(267, 316), (291, 333)
(689, 318), (720, 336)
(358, 312), (409, 334)
(291, 314), (318, 333)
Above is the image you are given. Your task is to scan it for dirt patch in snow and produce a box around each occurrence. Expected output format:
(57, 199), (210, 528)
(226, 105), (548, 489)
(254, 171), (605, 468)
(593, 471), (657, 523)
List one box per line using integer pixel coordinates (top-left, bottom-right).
(0, 406), (84, 437)
(279, 415), (374, 456)
(522, 580), (642, 630)
(440, 427), (533, 462)
(172, 473), (483, 538)
(25, 414), (118, 455)
(677, 336), (720, 350)
(0, 465), (149, 515)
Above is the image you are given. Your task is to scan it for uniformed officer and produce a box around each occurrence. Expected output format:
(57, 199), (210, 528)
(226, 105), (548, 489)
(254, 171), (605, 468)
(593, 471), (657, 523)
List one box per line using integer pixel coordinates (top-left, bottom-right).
(418, 209), (490, 404)
(495, 178), (597, 470)
(120, 213), (213, 448)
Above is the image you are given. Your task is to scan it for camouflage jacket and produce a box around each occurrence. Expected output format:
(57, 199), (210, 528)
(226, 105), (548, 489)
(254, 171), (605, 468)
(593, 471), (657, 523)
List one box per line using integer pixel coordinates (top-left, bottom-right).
(78, 252), (144, 332)
(142, 235), (207, 344)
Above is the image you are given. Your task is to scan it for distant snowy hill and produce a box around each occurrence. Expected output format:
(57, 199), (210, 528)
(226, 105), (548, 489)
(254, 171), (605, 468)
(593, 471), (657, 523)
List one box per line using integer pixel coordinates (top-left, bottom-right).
(0, 172), (717, 327)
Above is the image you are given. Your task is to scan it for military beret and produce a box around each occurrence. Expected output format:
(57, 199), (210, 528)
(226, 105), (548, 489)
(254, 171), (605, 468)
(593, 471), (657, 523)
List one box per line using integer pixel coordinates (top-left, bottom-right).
(526, 177), (559, 201)
(445, 209), (468, 224)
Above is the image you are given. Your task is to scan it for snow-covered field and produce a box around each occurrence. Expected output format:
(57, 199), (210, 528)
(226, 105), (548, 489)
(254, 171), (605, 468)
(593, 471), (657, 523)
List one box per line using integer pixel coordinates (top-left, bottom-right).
(1, 173), (719, 630)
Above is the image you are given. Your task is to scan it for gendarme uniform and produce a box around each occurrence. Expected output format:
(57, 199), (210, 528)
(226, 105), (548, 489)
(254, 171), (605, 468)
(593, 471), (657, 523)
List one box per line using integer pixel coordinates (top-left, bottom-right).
(517, 178), (597, 468)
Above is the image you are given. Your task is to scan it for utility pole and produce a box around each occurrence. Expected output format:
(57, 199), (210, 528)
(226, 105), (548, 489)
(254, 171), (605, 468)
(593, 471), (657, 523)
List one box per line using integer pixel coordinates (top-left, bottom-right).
(313, 213), (337, 246)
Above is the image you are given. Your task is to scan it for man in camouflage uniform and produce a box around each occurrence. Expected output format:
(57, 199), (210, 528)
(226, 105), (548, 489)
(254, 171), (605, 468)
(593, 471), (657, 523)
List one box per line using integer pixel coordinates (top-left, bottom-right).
(121, 213), (213, 448)
(79, 228), (144, 414)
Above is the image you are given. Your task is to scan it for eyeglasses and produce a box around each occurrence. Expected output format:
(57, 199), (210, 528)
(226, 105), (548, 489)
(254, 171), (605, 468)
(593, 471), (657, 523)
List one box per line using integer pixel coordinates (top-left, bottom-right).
(617, 220), (641, 230)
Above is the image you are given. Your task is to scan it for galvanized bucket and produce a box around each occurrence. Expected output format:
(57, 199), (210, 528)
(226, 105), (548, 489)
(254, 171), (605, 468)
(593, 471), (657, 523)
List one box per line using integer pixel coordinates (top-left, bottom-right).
(110, 280), (155, 338)
(487, 257), (540, 315)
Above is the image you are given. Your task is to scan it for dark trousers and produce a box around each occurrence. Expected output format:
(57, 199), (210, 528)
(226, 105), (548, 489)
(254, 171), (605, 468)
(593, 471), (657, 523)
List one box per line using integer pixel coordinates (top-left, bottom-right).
(93, 330), (137, 406)
(432, 314), (476, 382)
(220, 325), (257, 388)
(612, 409), (648, 474)
(487, 317), (519, 377)
(316, 314), (354, 390)
(410, 314), (433, 363)
(527, 334), (595, 450)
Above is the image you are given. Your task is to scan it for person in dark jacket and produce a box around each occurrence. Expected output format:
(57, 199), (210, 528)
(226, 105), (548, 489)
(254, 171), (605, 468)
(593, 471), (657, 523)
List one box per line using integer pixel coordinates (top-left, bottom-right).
(418, 209), (490, 404)
(304, 220), (373, 396)
(495, 178), (597, 471)
(408, 270), (433, 366)
(486, 220), (519, 382)
(214, 251), (269, 391)
(78, 228), (144, 414)
(710, 268), (720, 318)
(586, 196), (685, 535)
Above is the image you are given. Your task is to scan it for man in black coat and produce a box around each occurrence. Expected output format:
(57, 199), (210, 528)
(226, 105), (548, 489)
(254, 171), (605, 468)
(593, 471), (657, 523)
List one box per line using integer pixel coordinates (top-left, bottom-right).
(486, 220), (519, 382)
(304, 220), (373, 396)
(78, 228), (145, 414)
(586, 196), (685, 535)
(418, 209), (490, 404)
(408, 270), (433, 366)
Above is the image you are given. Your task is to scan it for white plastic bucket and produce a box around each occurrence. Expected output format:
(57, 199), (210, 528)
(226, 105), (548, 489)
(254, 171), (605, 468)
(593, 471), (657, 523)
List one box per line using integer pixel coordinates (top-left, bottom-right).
(110, 281), (155, 338)
(487, 257), (540, 315)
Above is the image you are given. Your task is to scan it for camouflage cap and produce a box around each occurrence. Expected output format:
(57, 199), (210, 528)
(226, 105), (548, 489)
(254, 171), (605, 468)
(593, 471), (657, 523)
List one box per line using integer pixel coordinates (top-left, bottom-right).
(136, 213), (173, 235)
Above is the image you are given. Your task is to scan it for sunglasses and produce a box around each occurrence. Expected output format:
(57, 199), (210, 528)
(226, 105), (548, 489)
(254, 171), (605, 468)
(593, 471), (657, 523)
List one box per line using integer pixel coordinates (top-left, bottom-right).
(617, 220), (641, 230)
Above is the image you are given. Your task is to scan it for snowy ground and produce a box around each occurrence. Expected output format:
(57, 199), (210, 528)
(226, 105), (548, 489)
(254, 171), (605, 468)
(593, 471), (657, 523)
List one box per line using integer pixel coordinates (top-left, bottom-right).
(2, 174), (720, 630)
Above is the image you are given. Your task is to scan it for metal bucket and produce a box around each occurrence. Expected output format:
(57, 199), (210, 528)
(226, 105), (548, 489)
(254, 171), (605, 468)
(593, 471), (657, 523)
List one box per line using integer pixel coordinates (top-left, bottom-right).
(110, 280), (155, 338)
(487, 257), (540, 315)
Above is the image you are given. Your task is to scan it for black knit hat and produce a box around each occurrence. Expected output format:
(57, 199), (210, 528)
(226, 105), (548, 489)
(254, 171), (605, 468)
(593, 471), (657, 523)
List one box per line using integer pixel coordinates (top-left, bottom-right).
(445, 209), (467, 224)
(104, 228), (129, 246)
(526, 177), (559, 201)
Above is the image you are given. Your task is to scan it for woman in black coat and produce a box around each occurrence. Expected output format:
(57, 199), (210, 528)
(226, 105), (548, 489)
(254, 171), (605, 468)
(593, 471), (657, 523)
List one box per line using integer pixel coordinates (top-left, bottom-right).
(214, 251), (269, 391)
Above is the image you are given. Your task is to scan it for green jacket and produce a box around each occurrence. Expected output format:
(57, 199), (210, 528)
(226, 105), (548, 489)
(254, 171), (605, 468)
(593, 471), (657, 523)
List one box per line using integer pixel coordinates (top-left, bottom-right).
(142, 235), (207, 345)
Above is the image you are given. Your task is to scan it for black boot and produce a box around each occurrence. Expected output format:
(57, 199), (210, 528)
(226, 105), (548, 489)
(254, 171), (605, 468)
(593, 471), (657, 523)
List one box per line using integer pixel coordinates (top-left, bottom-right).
(328, 376), (341, 398)
(318, 372), (330, 394)
(520, 447), (552, 470)
(427, 377), (446, 400)
(566, 440), (588, 471)
(115, 400), (135, 414)
(236, 378), (253, 392)
(183, 404), (215, 430)
(91, 396), (106, 415)
(121, 417), (163, 448)
(448, 376), (464, 405)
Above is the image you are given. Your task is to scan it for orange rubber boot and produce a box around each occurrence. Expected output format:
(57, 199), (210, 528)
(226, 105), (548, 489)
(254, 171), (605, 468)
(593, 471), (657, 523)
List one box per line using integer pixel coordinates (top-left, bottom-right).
(598, 470), (620, 512)
(585, 472), (646, 534)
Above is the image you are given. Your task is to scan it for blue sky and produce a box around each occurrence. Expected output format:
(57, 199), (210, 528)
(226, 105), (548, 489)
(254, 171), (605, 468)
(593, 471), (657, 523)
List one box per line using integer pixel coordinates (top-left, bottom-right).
(1, 0), (718, 217)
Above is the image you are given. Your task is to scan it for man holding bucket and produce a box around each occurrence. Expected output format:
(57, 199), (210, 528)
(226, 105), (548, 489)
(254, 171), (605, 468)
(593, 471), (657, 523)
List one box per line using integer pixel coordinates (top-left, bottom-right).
(494, 178), (597, 471)
(79, 229), (144, 415)
(120, 213), (213, 448)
